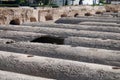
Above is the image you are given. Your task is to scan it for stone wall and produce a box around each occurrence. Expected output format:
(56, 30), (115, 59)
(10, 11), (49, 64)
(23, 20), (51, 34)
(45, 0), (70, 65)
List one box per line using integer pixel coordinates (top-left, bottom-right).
(105, 4), (120, 12)
(0, 5), (119, 25)
(0, 7), (34, 25)
(38, 6), (106, 22)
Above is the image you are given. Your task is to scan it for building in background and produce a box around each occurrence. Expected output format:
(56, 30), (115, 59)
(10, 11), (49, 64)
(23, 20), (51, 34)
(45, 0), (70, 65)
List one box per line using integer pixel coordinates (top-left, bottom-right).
(0, 0), (16, 4)
(52, 0), (71, 6)
(111, 0), (120, 4)
(1, 0), (117, 6)
(52, 0), (100, 6)
(83, 0), (99, 5)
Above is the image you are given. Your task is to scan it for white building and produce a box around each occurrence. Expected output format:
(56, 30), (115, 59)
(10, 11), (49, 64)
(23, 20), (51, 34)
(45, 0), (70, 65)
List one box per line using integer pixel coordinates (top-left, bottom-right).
(83, 0), (99, 5)
(52, 0), (80, 6)
(52, 0), (100, 6)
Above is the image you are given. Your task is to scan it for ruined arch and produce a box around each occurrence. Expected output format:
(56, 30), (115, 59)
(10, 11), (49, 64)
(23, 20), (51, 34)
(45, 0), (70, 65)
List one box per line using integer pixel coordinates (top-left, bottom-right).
(9, 18), (20, 25)
(45, 14), (53, 21)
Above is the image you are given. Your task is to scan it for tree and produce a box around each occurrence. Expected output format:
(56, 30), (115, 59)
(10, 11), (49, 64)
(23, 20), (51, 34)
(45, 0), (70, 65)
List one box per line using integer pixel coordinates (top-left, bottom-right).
(79, 0), (83, 5)
(99, 0), (104, 3)
(19, 0), (26, 4)
(35, 0), (42, 4)
(16, 0), (27, 5)
(65, 0), (68, 5)
(43, 0), (49, 5)
(48, 0), (53, 5)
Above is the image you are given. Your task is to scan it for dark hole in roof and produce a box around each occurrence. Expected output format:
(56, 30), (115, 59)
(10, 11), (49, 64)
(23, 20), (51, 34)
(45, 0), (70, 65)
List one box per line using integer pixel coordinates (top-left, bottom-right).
(84, 13), (92, 16)
(112, 66), (120, 69)
(6, 41), (14, 44)
(74, 13), (79, 17)
(9, 19), (20, 25)
(27, 55), (34, 57)
(31, 36), (64, 45)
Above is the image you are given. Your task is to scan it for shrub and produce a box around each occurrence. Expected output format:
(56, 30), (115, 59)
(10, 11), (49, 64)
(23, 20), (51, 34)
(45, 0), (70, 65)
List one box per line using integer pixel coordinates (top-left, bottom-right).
(0, 4), (19, 7)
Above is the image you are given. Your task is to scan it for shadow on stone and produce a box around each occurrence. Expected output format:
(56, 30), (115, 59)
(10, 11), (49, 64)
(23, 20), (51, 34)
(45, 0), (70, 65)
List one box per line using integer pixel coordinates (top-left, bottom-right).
(31, 36), (64, 45)
(6, 41), (14, 44)
(84, 13), (92, 16)
(74, 13), (79, 17)
(9, 18), (20, 25)
(95, 11), (103, 14)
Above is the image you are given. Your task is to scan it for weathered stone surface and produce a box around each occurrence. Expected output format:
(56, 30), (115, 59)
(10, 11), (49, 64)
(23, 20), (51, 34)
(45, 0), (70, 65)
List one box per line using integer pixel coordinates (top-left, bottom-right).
(102, 12), (119, 17)
(0, 30), (46, 41)
(0, 4), (120, 25)
(0, 70), (54, 80)
(0, 8), (34, 25)
(79, 22), (120, 27)
(65, 37), (120, 50)
(30, 17), (37, 22)
(76, 15), (119, 20)
(0, 51), (120, 80)
(21, 22), (120, 33)
(0, 15), (7, 25)
(55, 17), (119, 24)
(37, 6), (106, 22)
(0, 5), (120, 25)
(0, 39), (120, 66)
(0, 25), (120, 40)
(105, 5), (120, 12)
(0, 38), (15, 44)
(0, 5), (120, 79)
